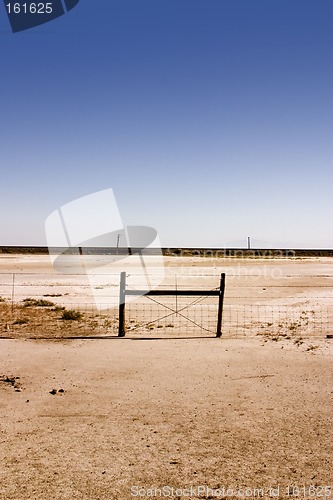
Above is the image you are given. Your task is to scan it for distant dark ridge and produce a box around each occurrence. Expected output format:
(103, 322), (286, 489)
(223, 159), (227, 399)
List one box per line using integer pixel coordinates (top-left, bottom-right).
(0, 246), (332, 257)
(0, 246), (50, 254)
(164, 248), (333, 258)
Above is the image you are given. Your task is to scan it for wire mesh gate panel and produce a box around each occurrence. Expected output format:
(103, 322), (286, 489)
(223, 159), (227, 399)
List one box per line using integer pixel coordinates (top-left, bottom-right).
(118, 272), (225, 338)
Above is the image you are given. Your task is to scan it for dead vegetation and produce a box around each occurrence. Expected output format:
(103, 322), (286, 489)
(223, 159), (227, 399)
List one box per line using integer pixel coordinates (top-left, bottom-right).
(257, 310), (321, 347)
(0, 298), (118, 339)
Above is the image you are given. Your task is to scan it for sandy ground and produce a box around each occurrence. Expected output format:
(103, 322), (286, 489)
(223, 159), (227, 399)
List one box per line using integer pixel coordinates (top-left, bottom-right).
(0, 255), (332, 499)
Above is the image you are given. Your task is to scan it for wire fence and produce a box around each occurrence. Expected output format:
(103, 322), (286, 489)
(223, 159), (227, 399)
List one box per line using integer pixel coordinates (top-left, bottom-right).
(0, 272), (331, 340)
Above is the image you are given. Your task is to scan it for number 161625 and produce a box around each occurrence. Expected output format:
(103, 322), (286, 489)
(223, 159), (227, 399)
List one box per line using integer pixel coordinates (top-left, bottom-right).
(6, 3), (53, 14)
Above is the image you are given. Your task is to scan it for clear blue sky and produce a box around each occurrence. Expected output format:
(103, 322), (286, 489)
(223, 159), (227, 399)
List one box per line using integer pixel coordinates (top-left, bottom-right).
(0, 0), (332, 248)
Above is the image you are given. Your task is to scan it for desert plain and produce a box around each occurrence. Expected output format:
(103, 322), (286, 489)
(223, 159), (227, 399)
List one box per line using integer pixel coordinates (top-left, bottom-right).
(0, 254), (332, 499)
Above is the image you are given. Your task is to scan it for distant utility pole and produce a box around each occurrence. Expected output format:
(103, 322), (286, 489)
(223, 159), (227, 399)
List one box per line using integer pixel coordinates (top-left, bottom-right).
(247, 236), (251, 249)
(116, 233), (121, 254)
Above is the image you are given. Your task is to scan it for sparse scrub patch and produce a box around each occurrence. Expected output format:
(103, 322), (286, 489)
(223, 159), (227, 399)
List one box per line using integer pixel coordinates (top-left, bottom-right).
(61, 309), (82, 321)
(23, 298), (55, 307)
(88, 320), (99, 329)
(257, 309), (316, 345)
(103, 319), (113, 329)
(53, 306), (65, 312)
(13, 318), (29, 325)
(0, 298), (118, 339)
(306, 344), (319, 352)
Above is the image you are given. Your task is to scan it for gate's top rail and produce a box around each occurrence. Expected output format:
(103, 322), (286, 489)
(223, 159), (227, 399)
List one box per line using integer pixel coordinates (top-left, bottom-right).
(125, 289), (220, 296)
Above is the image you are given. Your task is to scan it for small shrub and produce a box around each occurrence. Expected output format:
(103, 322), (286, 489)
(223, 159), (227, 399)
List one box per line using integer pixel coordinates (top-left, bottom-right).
(23, 298), (54, 307)
(88, 320), (99, 328)
(306, 344), (319, 352)
(61, 309), (82, 321)
(0, 297), (5, 303)
(37, 299), (55, 307)
(13, 318), (29, 325)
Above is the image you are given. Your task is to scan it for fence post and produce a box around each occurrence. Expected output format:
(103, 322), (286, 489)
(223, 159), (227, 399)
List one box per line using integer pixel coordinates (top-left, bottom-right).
(118, 271), (126, 337)
(216, 273), (225, 338)
(11, 273), (15, 317)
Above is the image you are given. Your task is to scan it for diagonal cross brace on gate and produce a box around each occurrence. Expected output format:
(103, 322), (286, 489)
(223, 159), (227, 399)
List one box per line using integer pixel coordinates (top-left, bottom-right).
(118, 272), (225, 338)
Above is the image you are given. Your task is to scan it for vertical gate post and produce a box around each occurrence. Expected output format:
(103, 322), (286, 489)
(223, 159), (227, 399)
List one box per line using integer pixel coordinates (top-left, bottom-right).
(118, 271), (126, 337)
(216, 273), (225, 338)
